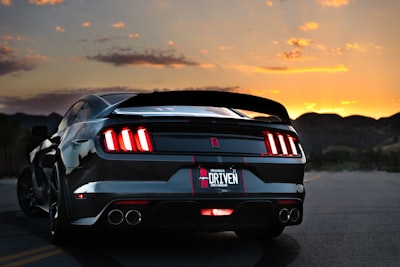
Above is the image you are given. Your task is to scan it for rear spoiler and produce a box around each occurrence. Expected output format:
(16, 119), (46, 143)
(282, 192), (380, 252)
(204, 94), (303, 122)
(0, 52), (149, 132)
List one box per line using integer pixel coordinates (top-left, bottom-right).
(107, 90), (291, 124)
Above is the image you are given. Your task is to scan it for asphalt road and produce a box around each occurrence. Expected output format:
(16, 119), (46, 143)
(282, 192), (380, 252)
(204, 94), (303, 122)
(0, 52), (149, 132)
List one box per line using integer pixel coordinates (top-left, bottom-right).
(1, 171), (399, 267)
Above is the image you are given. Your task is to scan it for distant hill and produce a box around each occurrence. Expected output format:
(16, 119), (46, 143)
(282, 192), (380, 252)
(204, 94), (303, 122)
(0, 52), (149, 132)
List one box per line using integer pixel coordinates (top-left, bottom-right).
(3, 113), (400, 152)
(6, 111), (400, 153)
(292, 112), (400, 154)
(9, 112), (62, 134)
(292, 112), (400, 171)
(0, 112), (399, 175)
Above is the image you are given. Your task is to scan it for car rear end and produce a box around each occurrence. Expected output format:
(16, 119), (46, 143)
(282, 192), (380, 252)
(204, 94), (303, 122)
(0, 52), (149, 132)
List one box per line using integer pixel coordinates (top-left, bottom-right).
(67, 91), (306, 237)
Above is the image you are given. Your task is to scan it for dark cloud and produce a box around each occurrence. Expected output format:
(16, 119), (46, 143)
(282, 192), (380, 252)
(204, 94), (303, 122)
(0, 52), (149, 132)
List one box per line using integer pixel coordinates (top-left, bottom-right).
(0, 44), (12, 56)
(94, 37), (112, 43)
(0, 44), (44, 76)
(86, 48), (200, 67)
(260, 66), (288, 71)
(0, 87), (129, 115)
(278, 49), (302, 59)
(0, 86), (239, 115)
(0, 59), (36, 76)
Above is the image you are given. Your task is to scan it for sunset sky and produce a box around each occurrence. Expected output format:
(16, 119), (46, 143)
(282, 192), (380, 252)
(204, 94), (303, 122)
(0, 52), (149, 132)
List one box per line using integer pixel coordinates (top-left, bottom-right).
(0, 0), (399, 120)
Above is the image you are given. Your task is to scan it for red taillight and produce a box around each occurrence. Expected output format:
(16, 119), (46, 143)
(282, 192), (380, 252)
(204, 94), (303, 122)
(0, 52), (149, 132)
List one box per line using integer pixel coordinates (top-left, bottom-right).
(119, 128), (135, 151)
(103, 126), (153, 153)
(136, 127), (153, 152)
(113, 200), (150, 205)
(278, 199), (300, 205)
(104, 129), (119, 152)
(263, 131), (299, 157)
(75, 193), (86, 199)
(201, 208), (234, 216)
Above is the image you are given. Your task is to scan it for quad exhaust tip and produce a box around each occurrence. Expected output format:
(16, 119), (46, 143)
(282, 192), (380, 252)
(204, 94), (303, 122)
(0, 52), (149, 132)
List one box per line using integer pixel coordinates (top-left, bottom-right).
(108, 209), (124, 225)
(125, 210), (142, 225)
(278, 208), (300, 224)
(289, 208), (300, 223)
(107, 209), (142, 226)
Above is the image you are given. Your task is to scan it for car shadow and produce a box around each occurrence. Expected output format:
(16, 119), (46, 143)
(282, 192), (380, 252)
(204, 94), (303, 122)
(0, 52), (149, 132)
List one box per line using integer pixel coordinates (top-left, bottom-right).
(2, 211), (301, 267)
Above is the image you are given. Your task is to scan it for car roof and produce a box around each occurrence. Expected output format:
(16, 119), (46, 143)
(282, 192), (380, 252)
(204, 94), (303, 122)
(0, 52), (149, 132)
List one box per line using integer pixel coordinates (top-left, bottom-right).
(94, 92), (137, 105)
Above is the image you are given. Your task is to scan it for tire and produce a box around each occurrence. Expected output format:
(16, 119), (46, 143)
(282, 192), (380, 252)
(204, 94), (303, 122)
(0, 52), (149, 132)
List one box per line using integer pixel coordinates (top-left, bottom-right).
(17, 165), (43, 217)
(49, 161), (72, 244)
(235, 225), (285, 240)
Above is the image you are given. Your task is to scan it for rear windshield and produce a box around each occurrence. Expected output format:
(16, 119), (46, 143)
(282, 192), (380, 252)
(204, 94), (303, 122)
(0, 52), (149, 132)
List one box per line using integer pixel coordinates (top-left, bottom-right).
(101, 93), (136, 105)
(114, 106), (248, 118)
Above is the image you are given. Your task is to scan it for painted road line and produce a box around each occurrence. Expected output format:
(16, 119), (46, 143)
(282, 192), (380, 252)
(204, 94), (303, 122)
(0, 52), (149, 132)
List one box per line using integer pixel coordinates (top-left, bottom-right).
(304, 174), (322, 183)
(0, 244), (63, 267)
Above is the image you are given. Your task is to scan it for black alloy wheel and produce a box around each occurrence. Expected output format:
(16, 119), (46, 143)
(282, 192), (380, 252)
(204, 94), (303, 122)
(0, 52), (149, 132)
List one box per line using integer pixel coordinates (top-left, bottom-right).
(17, 165), (42, 217)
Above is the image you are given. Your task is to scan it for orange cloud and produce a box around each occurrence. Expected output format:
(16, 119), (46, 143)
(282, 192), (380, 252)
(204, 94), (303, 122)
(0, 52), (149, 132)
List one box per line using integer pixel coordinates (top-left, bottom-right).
(0, 45), (48, 76)
(112, 22), (125, 29)
(287, 38), (313, 47)
(346, 42), (366, 52)
(278, 48), (302, 59)
(198, 63), (216, 69)
(0, 44), (14, 55)
(237, 64), (348, 74)
(299, 22), (319, 32)
(304, 102), (346, 113)
(218, 45), (234, 51)
(265, 1), (273, 7)
(29, 0), (64, 5)
(254, 65), (348, 74)
(316, 0), (349, 8)
(340, 100), (356, 105)
(200, 49), (209, 55)
(304, 102), (317, 109)
(1, 0), (11, 6)
(2, 35), (26, 42)
(326, 47), (344, 55)
(371, 44), (383, 50)
(316, 107), (345, 113)
(55, 26), (65, 33)
(25, 54), (48, 62)
(128, 33), (140, 39)
(82, 22), (91, 27)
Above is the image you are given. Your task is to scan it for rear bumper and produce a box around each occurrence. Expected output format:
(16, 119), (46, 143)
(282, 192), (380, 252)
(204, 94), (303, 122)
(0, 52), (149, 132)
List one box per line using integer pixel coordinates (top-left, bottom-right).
(64, 153), (305, 230)
(94, 198), (303, 231)
(69, 178), (304, 229)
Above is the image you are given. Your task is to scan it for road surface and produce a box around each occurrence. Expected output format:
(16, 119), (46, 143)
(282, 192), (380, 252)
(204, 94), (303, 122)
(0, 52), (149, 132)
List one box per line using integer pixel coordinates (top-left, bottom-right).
(1, 171), (399, 266)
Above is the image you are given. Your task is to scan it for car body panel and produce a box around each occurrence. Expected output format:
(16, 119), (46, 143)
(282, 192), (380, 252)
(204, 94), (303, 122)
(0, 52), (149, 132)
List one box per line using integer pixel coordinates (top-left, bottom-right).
(18, 90), (306, 241)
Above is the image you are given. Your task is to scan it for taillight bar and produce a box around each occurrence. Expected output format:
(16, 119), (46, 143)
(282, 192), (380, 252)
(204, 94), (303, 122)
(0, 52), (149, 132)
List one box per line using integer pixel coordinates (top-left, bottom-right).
(263, 131), (300, 157)
(201, 208), (234, 216)
(103, 126), (153, 153)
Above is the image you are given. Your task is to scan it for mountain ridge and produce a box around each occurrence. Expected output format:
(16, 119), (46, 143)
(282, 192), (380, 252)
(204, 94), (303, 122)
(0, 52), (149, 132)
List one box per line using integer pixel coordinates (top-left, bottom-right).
(1, 111), (399, 174)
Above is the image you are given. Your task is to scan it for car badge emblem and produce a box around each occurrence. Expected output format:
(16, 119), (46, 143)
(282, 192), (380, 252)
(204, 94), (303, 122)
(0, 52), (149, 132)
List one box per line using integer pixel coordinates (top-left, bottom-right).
(210, 137), (220, 148)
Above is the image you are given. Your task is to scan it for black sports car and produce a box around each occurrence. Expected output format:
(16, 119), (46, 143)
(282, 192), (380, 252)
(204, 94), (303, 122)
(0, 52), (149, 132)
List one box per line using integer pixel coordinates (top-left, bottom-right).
(17, 90), (306, 243)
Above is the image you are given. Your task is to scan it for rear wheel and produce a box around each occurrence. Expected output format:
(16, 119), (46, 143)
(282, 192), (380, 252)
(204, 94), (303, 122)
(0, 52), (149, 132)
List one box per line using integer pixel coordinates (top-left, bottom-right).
(49, 161), (72, 244)
(17, 165), (43, 217)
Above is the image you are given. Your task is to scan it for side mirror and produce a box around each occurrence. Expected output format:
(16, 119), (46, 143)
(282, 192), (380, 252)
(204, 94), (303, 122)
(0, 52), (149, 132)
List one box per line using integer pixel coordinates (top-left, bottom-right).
(31, 125), (49, 138)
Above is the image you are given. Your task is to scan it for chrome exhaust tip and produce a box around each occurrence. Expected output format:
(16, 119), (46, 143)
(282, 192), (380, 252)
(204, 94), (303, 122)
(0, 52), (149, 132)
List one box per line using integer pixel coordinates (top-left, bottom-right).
(125, 209), (142, 226)
(108, 209), (124, 225)
(278, 208), (290, 223)
(289, 208), (300, 223)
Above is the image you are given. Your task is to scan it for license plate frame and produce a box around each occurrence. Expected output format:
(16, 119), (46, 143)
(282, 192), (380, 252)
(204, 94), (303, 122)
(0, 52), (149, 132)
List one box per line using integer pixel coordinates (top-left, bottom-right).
(194, 167), (242, 191)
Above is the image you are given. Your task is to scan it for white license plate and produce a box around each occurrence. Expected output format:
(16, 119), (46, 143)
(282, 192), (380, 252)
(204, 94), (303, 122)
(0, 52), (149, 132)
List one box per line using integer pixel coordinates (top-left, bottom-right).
(198, 168), (240, 189)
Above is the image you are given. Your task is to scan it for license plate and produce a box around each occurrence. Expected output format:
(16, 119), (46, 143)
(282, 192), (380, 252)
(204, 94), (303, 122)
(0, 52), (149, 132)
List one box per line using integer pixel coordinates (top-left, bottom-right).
(197, 167), (240, 189)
